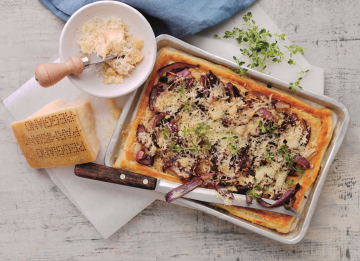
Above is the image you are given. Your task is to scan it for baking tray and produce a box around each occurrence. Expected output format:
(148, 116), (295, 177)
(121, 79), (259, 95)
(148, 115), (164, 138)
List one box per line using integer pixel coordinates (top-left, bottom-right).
(105, 34), (350, 244)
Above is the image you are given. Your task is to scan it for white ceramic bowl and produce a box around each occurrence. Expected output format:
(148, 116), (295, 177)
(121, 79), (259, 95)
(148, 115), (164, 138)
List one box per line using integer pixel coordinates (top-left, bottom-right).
(59, 1), (156, 98)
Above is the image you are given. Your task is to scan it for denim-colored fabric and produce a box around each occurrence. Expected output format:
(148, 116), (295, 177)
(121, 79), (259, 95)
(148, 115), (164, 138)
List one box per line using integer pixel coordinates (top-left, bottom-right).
(39, 0), (256, 38)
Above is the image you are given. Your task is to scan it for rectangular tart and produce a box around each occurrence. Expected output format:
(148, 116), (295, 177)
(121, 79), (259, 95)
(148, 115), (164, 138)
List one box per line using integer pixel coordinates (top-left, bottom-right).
(114, 48), (333, 233)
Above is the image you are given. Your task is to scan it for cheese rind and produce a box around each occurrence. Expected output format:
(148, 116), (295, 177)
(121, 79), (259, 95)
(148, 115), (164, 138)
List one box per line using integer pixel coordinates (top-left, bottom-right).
(11, 99), (101, 168)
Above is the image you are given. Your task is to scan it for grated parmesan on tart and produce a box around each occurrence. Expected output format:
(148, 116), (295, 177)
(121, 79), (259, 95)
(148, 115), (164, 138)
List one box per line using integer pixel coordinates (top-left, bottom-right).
(115, 48), (333, 233)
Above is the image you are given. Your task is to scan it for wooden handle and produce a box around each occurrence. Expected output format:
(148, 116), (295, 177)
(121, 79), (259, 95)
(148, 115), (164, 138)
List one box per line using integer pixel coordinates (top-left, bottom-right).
(35, 56), (84, 87)
(74, 162), (157, 190)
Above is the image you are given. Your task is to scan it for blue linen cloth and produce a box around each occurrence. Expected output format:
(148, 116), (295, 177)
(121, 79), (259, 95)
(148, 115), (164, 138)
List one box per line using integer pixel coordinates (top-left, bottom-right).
(39, 0), (256, 38)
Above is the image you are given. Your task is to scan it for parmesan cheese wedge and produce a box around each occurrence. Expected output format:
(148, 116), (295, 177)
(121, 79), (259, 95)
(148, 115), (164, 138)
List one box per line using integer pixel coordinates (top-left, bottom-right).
(11, 99), (101, 168)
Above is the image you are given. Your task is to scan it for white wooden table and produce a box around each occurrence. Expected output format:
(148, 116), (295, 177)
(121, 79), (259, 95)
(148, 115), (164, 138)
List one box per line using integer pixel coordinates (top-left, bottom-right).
(1, 0), (359, 260)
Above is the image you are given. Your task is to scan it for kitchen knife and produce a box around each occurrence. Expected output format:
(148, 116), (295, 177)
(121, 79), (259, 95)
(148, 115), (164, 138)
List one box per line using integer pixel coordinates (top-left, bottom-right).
(74, 162), (301, 218)
(35, 53), (117, 87)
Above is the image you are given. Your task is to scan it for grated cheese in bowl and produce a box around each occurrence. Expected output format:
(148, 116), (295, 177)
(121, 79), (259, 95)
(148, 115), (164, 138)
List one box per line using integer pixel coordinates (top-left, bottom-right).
(77, 16), (144, 85)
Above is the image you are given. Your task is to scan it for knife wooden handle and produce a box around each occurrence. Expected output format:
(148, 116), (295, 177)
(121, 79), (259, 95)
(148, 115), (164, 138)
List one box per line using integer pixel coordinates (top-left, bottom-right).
(35, 56), (84, 87)
(75, 162), (157, 190)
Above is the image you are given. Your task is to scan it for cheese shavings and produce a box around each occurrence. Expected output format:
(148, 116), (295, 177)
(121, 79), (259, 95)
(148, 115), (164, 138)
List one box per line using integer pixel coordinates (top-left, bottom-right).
(77, 16), (144, 85)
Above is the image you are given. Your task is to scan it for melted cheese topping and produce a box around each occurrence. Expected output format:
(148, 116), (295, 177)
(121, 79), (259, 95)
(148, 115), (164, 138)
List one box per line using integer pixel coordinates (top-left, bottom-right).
(136, 66), (317, 200)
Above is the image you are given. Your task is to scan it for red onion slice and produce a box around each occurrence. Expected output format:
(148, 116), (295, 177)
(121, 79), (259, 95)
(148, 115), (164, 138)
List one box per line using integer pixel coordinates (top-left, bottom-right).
(136, 150), (145, 161)
(242, 170), (255, 177)
(200, 173), (214, 180)
(274, 101), (291, 109)
(225, 82), (235, 98)
(250, 91), (269, 102)
(206, 70), (221, 87)
(152, 113), (169, 131)
(176, 68), (191, 78)
(186, 77), (195, 92)
(136, 125), (147, 144)
(284, 195), (296, 210)
(302, 119), (311, 146)
(289, 113), (298, 122)
(200, 75), (207, 88)
(215, 183), (235, 200)
(163, 157), (178, 171)
(287, 169), (298, 177)
(136, 150), (154, 166)
(149, 85), (160, 111)
(237, 183), (252, 194)
(165, 179), (203, 203)
(257, 188), (295, 208)
(167, 122), (178, 133)
(233, 85), (241, 97)
(295, 155), (311, 169)
(246, 193), (253, 204)
(157, 62), (198, 76)
(256, 108), (276, 122)
(169, 165), (191, 179)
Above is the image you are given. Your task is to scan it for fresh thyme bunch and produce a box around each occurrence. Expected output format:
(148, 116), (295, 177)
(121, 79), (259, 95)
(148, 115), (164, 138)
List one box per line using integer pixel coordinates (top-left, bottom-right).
(215, 12), (309, 92)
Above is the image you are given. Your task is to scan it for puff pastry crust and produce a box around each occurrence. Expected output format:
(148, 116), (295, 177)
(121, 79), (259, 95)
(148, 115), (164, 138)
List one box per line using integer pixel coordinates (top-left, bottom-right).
(114, 48), (333, 233)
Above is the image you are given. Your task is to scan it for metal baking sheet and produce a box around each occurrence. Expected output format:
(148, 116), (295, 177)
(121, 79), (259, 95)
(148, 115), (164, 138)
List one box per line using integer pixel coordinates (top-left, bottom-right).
(105, 34), (350, 244)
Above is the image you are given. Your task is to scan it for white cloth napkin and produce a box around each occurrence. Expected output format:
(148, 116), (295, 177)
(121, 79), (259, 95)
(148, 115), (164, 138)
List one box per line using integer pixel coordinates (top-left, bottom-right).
(2, 3), (324, 239)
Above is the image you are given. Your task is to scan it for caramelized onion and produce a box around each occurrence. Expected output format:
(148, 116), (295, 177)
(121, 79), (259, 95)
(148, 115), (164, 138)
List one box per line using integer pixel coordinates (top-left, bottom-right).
(163, 158), (178, 171)
(289, 113), (298, 122)
(295, 155), (311, 169)
(225, 82), (235, 98)
(176, 68), (191, 78)
(257, 188), (295, 208)
(215, 183), (235, 200)
(206, 70), (221, 87)
(237, 183), (252, 194)
(287, 169), (298, 177)
(136, 150), (145, 161)
(284, 195), (296, 210)
(242, 170), (255, 177)
(136, 125), (147, 144)
(233, 85), (241, 97)
(256, 108), (276, 122)
(149, 85), (160, 111)
(302, 119), (311, 146)
(169, 165), (190, 179)
(167, 122), (178, 133)
(152, 113), (169, 131)
(186, 77), (195, 92)
(136, 150), (154, 166)
(157, 62), (197, 76)
(200, 173), (214, 180)
(246, 193), (253, 204)
(200, 75), (207, 88)
(274, 101), (291, 109)
(250, 91), (269, 101)
(165, 179), (203, 203)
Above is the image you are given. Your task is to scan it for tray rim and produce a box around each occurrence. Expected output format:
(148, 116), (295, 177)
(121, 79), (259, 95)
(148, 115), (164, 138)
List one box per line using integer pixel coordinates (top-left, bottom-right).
(105, 34), (350, 244)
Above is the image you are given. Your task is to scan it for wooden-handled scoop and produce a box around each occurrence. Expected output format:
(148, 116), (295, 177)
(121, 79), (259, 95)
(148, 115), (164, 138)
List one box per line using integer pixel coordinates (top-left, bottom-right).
(35, 56), (84, 88)
(35, 54), (117, 87)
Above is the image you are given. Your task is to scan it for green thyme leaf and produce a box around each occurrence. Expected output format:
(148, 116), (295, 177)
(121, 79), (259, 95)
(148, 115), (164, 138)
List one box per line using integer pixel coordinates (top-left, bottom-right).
(215, 13), (308, 92)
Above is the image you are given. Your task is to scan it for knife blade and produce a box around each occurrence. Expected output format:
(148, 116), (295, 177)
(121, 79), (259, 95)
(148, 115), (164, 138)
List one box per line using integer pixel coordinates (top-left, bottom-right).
(74, 163), (301, 218)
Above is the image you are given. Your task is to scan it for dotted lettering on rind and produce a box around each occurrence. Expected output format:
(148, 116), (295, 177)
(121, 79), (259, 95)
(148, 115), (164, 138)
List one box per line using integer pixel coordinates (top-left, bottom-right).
(24, 111), (77, 132)
(35, 141), (87, 158)
(21, 126), (82, 146)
